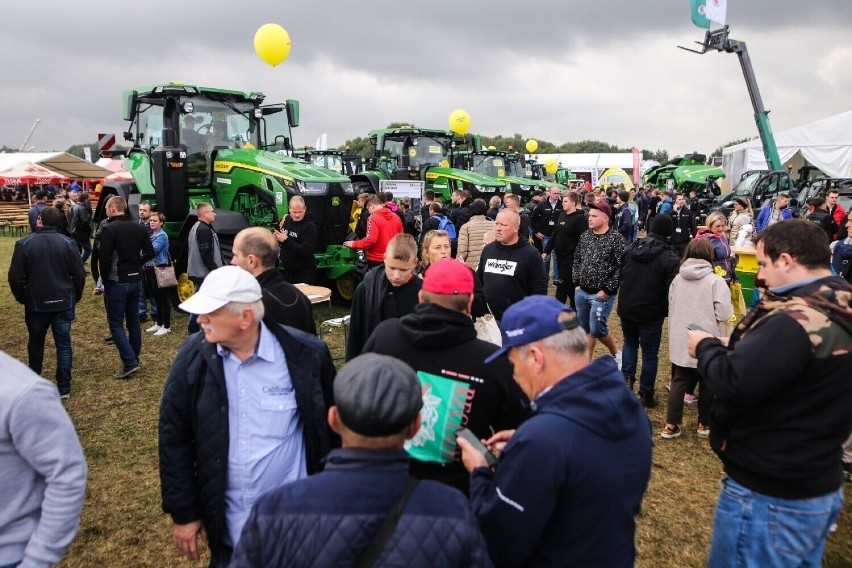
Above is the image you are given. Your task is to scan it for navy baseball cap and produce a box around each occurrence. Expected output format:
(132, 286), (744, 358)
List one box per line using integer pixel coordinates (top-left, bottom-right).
(484, 295), (580, 363)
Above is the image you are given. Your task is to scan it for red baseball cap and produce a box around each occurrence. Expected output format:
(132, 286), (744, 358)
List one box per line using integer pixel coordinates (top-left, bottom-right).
(422, 259), (474, 295)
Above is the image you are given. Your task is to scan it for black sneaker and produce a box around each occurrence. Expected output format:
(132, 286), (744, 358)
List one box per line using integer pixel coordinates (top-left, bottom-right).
(59, 392), (70, 400)
(138, 314), (149, 324)
(114, 365), (140, 379)
(104, 336), (114, 345)
(843, 462), (852, 483)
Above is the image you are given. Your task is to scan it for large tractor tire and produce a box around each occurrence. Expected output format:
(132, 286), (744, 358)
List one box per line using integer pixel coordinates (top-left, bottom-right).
(331, 272), (357, 305)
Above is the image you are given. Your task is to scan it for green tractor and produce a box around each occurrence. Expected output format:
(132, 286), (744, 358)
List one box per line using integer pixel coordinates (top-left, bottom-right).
(461, 142), (552, 204)
(99, 82), (359, 302)
(349, 126), (508, 202)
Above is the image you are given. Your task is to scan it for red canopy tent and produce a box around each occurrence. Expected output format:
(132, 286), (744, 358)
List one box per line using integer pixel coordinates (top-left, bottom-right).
(0, 161), (69, 204)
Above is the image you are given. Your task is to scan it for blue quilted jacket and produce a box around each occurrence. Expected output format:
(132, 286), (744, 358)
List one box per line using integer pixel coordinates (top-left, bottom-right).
(230, 448), (493, 567)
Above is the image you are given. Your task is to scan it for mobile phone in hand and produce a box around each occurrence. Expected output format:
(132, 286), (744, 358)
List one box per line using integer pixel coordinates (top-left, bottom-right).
(687, 323), (709, 333)
(457, 428), (498, 467)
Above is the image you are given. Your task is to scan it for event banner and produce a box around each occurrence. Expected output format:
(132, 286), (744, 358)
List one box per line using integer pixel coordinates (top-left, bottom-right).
(405, 371), (471, 464)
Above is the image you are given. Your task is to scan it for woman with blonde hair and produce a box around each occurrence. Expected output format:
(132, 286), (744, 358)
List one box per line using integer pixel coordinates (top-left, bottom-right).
(697, 211), (734, 283)
(420, 229), (487, 317)
(727, 197), (753, 246)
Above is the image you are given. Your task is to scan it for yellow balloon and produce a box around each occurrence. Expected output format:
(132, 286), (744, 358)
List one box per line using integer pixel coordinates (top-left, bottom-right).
(488, 145), (496, 150)
(525, 139), (538, 154)
(545, 158), (558, 175)
(254, 23), (291, 67)
(448, 109), (471, 135)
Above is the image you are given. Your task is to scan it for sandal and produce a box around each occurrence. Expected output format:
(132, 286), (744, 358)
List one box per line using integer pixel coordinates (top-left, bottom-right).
(660, 424), (681, 439)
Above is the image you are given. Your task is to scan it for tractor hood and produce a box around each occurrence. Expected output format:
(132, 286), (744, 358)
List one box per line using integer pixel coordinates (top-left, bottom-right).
(213, 149), (352, 184)
(425, 166), (506, 188)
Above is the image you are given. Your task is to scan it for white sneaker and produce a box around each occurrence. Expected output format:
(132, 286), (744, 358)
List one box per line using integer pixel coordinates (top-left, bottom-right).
(613, 350), (623, 370)
(153, 327), (171, 336)
(145, 324), (162, 333)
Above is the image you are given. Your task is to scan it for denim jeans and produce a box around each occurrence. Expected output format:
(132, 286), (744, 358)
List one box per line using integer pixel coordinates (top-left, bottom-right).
(25, 308), (74, 394)
(104, 280), (142, 368)
(620, 317), (664, 396)
(708, 477), (843, 568)
(74, 233), (92, 264)
(541, 235), (560, 281)
(138, 278), (158, 317)
(574, 288), (616, 339)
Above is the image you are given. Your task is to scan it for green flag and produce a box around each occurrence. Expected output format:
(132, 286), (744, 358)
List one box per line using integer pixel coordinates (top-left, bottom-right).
(690, 0), (711, 28)
(404, 370), (471, 464)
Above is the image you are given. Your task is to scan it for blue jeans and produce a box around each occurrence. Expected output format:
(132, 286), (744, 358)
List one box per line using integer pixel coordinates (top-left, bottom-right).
(104, 281), (142, 368)
(74, 233), (92, 264)
(574, 288), (616, 339)
(25, 308), (74, 394)
(138, 278), (158, 317)
(541, 235), (560, 281)
(620, 317), (664, 396)
(708, 477), (843, 568)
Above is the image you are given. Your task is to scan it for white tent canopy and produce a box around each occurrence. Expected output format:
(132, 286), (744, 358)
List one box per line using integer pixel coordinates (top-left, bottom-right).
(722, 110), (852, 182)
(0, 152), (110, 180)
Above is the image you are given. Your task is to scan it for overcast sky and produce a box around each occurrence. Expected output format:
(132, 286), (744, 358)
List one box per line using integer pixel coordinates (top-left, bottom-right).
(1, 1), (849, 158)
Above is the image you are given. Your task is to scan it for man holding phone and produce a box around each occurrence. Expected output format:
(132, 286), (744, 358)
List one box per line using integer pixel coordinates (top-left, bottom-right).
(458, 295), (652, 567)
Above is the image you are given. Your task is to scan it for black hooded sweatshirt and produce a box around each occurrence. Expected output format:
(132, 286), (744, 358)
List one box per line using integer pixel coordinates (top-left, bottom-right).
(363, 302), (529, 494)
(279, 213), (318, 270)
(476, 239), (548, 320)
(617, 234), (680, 323)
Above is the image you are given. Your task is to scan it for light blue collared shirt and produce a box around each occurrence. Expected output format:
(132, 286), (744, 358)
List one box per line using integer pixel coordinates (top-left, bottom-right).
(220, 322), (307, 547)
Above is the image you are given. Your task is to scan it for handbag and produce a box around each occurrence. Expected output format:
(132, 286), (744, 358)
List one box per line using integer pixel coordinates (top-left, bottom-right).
(474, 304), (502, 346)
(154, 251), (178, 288)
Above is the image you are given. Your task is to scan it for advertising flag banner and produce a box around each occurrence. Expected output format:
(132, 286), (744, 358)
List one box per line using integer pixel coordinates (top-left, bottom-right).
(690, 0), (711, 28)
(704, 0), (727, 26)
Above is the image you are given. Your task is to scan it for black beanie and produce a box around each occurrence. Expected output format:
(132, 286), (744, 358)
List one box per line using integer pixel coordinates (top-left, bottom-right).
(650, 214), (674, 239)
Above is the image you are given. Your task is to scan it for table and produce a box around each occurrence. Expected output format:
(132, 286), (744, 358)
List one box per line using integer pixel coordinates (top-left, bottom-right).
(293, 284), (332, 305)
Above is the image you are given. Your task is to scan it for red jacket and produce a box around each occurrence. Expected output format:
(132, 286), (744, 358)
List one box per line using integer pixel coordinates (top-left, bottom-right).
(350, 207), (403, 262)
(830, 204), (846, 237)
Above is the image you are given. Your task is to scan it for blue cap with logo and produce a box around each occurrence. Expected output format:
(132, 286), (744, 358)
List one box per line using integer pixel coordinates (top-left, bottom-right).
(484, 295), (580, 364)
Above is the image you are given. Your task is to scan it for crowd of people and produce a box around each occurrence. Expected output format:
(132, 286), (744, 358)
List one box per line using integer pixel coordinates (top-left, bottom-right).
(2, 180), (851, 567)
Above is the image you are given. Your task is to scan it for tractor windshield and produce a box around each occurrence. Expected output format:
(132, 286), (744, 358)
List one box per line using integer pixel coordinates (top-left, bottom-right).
(381, 134), (451, 170)
(471, 155), (506, 178)
(309, 154), (344, 173)
(179, 98), (255, 152)
(506, 159), (526, 178)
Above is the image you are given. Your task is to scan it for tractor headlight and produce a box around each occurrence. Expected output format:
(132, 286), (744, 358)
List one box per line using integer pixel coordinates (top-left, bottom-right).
(474, 184), (494, 193)
(520, 184), (531, 191)
(341, 182), (354, 195)
(295, 180), (329, 196)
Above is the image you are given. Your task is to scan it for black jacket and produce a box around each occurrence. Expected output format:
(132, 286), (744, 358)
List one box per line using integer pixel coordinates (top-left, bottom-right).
(667, 207), (697, 244)
(279, 215), (318, 271)
(476, 239), (548, 320)
(8, 227), (85, 312)
(97, 215), (155, 283)
(451, 198), (473, 229)
(805, 209), (837, 239)
(544, 209), (588, 259)
(158, 321), (337, 561)
(617, 235), (680, 323)
(696, 276), (852, 499)
(530, 198), (562, 238)
(255, 268), (316, 334)
(363, 303), (529, 493)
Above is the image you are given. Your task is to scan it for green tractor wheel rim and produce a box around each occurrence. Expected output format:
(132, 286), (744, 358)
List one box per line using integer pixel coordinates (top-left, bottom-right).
(335, 273), (356, 302)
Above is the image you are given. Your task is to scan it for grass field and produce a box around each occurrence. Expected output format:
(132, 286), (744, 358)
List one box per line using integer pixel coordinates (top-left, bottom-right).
(0, 234), (849, 567)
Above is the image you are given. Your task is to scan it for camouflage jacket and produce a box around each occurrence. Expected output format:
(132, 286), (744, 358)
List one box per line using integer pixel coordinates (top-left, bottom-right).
(697, 275), (852, 499)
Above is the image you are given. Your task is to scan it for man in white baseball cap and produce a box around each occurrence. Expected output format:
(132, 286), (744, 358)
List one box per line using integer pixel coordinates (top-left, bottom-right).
(159, 265), (336, 566)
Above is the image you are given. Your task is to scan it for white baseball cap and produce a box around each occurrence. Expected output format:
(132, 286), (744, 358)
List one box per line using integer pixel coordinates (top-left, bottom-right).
(178, 266), (262, 315)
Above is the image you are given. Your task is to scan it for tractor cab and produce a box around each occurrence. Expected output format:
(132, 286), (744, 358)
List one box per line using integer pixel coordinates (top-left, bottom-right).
(350, 126), (507, 201)
(294, 149), (363, 176)
(107, 82), (359, 302)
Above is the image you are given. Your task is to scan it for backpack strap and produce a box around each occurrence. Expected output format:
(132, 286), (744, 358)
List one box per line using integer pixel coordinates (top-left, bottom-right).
(355, 476), (420, 568)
